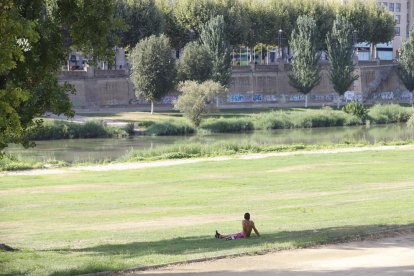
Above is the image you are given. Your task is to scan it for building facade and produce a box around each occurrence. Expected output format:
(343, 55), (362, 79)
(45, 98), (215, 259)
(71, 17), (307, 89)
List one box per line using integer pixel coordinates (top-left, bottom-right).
(379, 0), (414, 56)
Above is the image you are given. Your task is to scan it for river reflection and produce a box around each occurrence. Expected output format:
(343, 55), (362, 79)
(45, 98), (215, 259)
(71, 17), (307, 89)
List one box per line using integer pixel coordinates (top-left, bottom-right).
(6, 124), (414, 163)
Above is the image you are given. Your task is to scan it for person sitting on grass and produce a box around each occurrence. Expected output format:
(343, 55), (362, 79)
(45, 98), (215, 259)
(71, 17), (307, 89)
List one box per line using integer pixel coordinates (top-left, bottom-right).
(215, 212), (260, 240)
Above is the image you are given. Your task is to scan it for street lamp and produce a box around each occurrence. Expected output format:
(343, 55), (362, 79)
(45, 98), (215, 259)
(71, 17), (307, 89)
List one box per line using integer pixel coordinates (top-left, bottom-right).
(278, 29), (283, 59)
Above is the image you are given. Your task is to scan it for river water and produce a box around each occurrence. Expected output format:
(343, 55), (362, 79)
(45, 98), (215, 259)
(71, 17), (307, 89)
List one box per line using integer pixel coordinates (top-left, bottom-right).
(6, 124), (414, 163)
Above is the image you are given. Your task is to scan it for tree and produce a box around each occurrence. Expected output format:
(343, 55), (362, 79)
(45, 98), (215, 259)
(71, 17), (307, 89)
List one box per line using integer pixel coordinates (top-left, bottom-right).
(130, 34), (176, 114)
(1, 0), (119, 153)
(116, 0), (164, 47)
(288, 15), (320, 107)
(397, 26), (414, 107)
(156, 0), (188, 50)
(174, 80), (226, 126)
(365, 1), (395, 60)
(339, 0), (395, 60)
(326, 16), (359, 107)
(200, 15), (232, 87)
(177, 42), (212, 83)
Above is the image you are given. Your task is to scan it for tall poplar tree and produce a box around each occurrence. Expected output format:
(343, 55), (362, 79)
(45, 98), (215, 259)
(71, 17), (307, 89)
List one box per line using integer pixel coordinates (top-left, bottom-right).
(326, 16), (359, 107)
(288, 15), (320, 107)
(398, 27), (414, 107)
(200, 15), (232, 87)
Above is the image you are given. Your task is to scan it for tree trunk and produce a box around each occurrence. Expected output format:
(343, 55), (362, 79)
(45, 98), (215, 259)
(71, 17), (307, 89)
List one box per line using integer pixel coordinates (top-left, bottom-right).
(337, 95), (341, 109)
(370, 42), (375, 60)
(411, 91), (414, 108)
(151, 101), (154, 114)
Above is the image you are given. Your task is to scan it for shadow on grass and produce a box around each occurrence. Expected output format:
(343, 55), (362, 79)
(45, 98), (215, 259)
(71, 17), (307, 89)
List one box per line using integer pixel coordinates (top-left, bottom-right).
(136, 266), (414, 276)
(43, 223), (414, 276)
(67, 224), (414, 255)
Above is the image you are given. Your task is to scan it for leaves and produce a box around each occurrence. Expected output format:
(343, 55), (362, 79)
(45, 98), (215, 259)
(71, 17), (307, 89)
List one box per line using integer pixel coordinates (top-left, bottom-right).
(177, 42), (213, 83)
(200, 15), (232, 87)
(174, 80), (226, 126)
(326, 16), (359, 96)
(398, 27), (414, 92)
(288, 15), (320, 95)
(0, 0), (119, 152)
(130, 34), (177, 104)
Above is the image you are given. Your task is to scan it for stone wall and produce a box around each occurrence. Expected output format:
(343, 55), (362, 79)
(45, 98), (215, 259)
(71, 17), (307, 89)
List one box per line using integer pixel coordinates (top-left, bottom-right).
(61, 60), (412, 109)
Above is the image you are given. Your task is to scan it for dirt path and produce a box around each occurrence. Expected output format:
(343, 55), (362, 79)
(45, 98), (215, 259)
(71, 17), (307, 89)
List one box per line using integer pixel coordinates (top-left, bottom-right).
(128, 233), (414, 276)
(2, 144), (414, 177)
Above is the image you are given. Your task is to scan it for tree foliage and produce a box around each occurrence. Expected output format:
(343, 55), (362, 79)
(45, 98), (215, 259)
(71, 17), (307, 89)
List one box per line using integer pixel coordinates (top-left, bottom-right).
(116, 0), (164, 47)
(288, 15), (320, 107)
(1, 0), (119, 153)
(174, 80), (226, 126)
(200, 15), (232, 87)
(177, 42), (213, 83)
(398, 27), (414, 98)
(326, 16), (359, 98)
(156, 0), (395, 51)
(338, 0), (395, 59)
(130, 34), (176, 114)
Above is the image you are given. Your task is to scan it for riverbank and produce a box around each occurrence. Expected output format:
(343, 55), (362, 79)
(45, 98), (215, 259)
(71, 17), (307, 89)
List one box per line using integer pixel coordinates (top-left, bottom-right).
(1, 147), (414, 275)
(2, 143), (414, 176)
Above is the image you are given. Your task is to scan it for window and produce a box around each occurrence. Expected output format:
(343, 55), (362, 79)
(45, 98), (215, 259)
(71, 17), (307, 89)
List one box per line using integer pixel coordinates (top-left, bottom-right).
(395, 15), (401, 24)
(389, 3), (394, 12)
(396, 3), (401, 12)
(395, 27), (400, 36)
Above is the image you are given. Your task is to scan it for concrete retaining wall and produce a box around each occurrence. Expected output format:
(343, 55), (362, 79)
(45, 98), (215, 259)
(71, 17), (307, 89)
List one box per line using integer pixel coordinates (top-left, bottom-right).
(60, 60), (412, 109)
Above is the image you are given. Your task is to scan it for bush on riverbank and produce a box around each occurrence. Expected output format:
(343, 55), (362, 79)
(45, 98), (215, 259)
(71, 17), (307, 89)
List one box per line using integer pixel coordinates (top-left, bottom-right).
(200, 117), (254, 133)
(407, 114), (414, 128)
(27, 120), (129, 140)
(0, 154), (44, 171)
(368, 104), (414, 124)
(343, 102), (368, 122)
(145, 120), (195, 136)
(253, 109), (361, 130)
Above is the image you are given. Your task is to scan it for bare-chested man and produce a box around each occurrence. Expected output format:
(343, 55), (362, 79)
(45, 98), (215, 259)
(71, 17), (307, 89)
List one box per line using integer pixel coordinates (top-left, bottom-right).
(215, 212), (260, 240)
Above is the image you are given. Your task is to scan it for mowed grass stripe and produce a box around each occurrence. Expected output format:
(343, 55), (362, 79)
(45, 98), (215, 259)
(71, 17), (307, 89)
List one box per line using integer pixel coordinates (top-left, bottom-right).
(0, 149), (414, 275)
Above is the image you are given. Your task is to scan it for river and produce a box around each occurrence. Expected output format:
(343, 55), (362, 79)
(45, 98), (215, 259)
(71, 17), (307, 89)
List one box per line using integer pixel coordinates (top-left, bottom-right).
(5, 124), (414, 163)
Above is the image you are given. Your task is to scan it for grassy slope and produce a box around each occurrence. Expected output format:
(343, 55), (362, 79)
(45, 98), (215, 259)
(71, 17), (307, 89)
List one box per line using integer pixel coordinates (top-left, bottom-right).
(1, 149), (414, 275)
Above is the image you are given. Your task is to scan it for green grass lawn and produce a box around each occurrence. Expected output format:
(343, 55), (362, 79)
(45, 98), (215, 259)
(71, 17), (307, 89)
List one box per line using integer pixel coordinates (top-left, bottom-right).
(1, 149), (414, 275)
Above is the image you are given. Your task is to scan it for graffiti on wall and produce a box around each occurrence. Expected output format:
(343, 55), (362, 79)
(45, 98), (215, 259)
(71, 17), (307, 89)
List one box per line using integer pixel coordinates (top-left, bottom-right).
(228, 93), (278, 103)
(344, 91), (363, 102)
(368, 90), (413, 101)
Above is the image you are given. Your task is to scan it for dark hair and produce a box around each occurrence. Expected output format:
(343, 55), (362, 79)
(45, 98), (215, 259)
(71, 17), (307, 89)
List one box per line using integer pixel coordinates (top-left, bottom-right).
(244, 212), (250, 220)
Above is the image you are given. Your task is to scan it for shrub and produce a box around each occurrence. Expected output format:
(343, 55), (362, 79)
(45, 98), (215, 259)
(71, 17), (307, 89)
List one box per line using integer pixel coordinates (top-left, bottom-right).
(253, 110), (360, 130)
(0, 154), (43, 171)
(253, 112), (292, 130)
(26, 120), (129, 140)
(407, 114), (414, 128)
(174, 80), (226, 126)
(343, 101), (368, 122)
(200, 117), (254, 133)
(368, 104), (414, 124)
(145, 120), (195, 136)
(124, 123), (135, 135)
